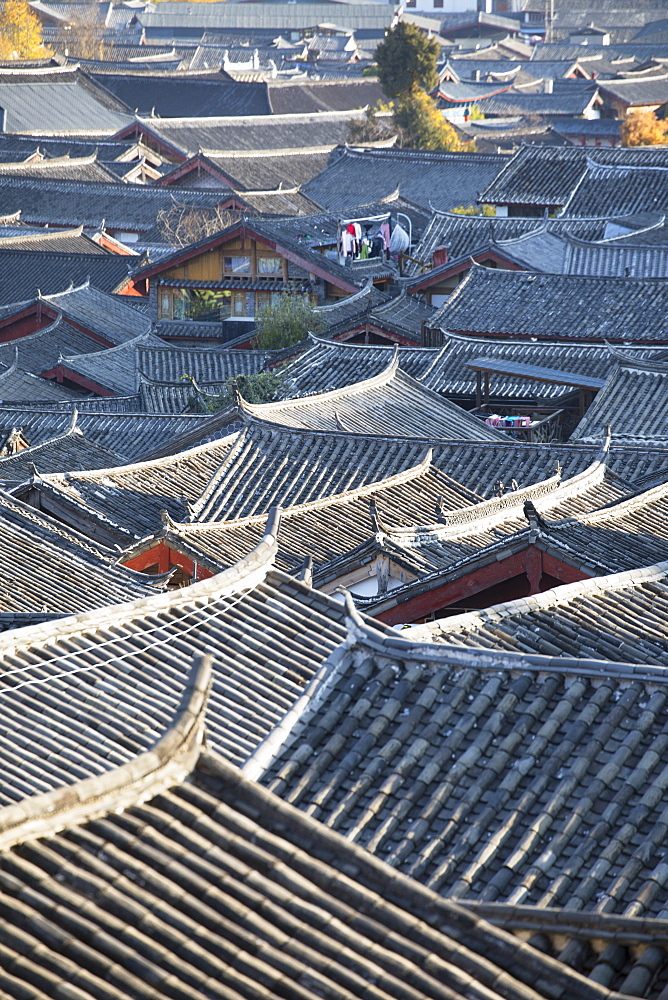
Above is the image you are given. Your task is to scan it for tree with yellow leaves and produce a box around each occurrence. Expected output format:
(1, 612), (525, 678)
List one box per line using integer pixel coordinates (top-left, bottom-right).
(0, 0), (46, 59)
(621, 109), (668, 147)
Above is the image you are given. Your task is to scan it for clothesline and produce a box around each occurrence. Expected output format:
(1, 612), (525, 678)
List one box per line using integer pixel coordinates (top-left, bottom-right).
(339, 213), (391, 226)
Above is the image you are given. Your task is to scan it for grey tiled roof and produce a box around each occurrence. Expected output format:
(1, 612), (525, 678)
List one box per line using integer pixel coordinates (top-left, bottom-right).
(0, 736), (606, 1000)
(596, 73), (668, 106)
(0, 529), (355, 801)
(473, 87), (599, 117)
(261, 579), (668, 946)
(0, 70), (132, 133)
(0, 426), (122, 480)
(468, 226), (668, 278)
(0, 316), (119, 381)
(138, 344), (277, 382)
(561, 159), (668, 218)
(0, 132), (146, 161)
(0, 175), (229, 232)
(303, 146), (510, 214)
(58, 333), (166, 395)
(92, 72), (271, 117)
(571, 357), (668, 444)
(133, 452), (483, 578)
(0, 490), (157, 614)
(137, 377), (229, 414)
(343, 288), (437, 341)
(190, 423), (434, 523)
(238, 360), (506, 441)
(341, 461), (629, 603)
(480, 144), (668, 209)
(0, 154), (119, 183)
(0, 406), (234, 465)
(564, 235), (668, 278)
(17, 432), (237, 544)
(0, 251), (133, 304)
(433, 266), (668, 342)
(43, 282), (153, 344)
(137, 2), (394, 32)
(410, 561), (668, 665)
(268, 79), (386, 115)
(424, 335), (659, 401)
(163, 148), (333, 192)
(429, 439), (668, 497)
(404, 210), (610, 275)
(132, 110), (364, 156)
(281, 338), (445, 396)
(0, 225), (110, 254)
(537, 476), (668, 572)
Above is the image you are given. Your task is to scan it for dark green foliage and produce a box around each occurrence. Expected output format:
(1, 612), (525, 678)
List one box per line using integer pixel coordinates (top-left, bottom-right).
(253, 295), (327, 350)
(374, 23), (439, 99)
(184, 369), (285, 413)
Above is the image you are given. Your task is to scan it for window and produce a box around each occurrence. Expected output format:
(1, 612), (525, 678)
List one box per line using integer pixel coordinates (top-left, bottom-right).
(231, 291), (246, 316)
(158, 288), (232, 321)
(223, 255), (251, 275)
(433, 0), (443, 7)
(255, 290), (283, 313)
(256, 255), (283, 275)
(159, 290), (173, 320)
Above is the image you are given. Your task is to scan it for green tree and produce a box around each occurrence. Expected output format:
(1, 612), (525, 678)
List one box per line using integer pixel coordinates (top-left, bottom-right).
(393, 86), (471, 151)
(374, 22), (439, 99)
(182, 370), (285, 413)
(0, 0), (46, 58)
(254, 295), (327, 351)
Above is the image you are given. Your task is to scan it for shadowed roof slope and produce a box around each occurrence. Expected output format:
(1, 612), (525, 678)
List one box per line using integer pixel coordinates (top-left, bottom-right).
(304, 146), (509, 214)
(433, 266), (668, 343)
(259, 588), (668, 959)
(571, 355), (668, 444)
(0, 671), (622, 1000)
(0, 490), (159, 615)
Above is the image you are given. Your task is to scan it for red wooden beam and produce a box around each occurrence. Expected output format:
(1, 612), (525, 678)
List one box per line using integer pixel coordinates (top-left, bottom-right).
(375, 546), (590, 625)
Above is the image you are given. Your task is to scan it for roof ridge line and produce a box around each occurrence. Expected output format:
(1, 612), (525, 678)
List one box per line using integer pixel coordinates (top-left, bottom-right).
(58, 332), (153, 363)
(239, 350), (400, 416)
(342, 592), (668, 683)
(0, 655), (212, 852)
(377, 471), (563, 541)
(42, 429), (238, 484)
(376, 441), (610, 542)
(161, 447), (436, 532)
(415, 560), (668, 636)
(575, 476), (668, 525)
(0, 510), (280, 657)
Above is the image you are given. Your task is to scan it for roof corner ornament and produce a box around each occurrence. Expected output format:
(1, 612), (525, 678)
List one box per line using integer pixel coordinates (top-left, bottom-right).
(436, 494), (449, 524)
(231, 379), (244, 408)
(369, 498), (388, 534)
(495, 479), (505, 497)
(159, 508), (176, 531)
(523, 500), (549, 535)
(67, 407), (79, 434)
(28, 462), (40, 482)
(553, 460), (562, 480)
(298, 555), (313, 588)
